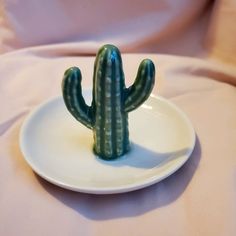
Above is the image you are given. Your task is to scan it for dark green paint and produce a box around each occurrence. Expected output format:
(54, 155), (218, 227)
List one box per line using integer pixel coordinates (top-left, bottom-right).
(62, 44), (155, 160)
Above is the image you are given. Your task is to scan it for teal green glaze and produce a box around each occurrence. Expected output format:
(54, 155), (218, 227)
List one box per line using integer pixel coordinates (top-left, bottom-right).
(62, 44), (155, 160)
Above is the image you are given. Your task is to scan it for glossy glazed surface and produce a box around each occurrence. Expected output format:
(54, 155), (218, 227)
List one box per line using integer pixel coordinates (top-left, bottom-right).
(62, 45), (155, 159)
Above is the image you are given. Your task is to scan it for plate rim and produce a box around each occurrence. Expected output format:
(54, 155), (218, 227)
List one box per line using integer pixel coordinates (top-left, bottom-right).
(20, 91), (196, 194)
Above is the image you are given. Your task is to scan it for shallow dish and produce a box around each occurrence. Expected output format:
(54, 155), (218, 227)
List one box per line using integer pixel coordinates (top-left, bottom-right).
(20, 90), (195, 194)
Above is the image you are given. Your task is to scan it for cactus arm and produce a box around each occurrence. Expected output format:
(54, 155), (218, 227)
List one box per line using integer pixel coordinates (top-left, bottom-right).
(62, 67), (93, 129)
(124, 59), (155, 112)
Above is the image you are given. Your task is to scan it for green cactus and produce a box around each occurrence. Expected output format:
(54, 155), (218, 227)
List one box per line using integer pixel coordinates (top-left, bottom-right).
(62, 44), (155, 160)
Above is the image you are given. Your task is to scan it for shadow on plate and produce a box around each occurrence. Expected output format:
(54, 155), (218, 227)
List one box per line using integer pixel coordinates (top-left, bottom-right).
(35, 135), (201, 220)
(96, 142), (191, 169)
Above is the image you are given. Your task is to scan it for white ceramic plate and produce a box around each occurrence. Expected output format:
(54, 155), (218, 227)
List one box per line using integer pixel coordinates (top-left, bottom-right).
(20, 91), (195, 194)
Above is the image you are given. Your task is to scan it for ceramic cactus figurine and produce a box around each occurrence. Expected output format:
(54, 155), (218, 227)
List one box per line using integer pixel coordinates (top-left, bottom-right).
(62, 44), (155, 160)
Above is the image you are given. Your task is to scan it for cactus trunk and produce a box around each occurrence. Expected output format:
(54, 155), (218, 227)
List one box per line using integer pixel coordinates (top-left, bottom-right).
(92, 46), (129, 159)
(62, 44), (155, 160)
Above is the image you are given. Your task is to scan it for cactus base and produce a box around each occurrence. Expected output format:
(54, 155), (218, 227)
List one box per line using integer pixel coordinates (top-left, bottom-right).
(93, 145), (131, 160)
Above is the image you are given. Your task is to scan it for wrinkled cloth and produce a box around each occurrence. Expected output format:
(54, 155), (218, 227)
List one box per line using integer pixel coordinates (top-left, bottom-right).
(0, 0), (208, 55)
(0, 45), (236, 236)
(1, 0), (236, 64)
(0, 0), (236, 236)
